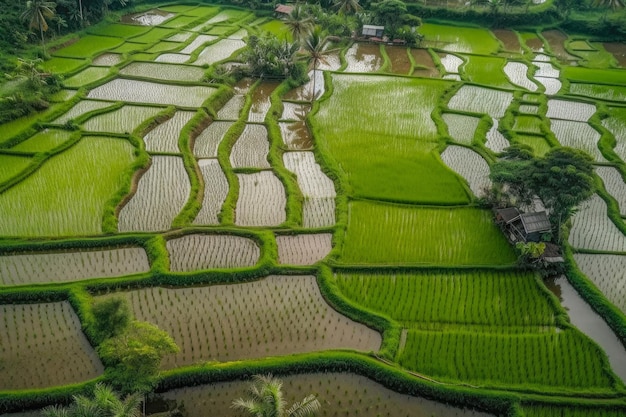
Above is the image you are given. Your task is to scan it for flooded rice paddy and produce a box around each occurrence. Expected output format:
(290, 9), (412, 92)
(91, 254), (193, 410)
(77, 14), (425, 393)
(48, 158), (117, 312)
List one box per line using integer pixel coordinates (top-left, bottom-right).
(192, 159), (229, 225)
(235, 171), (286, 226)
(166, 234), (260, 271)
(247, 81), (279, 122)
(595, 166), (626, 215)
(82, 105), (163, 134)
(88, 79), (216, 107)
(440, 145), (491, 197)
(484, 119), (509, 153)
(568, 194), (626, 252)
(573, 254), (626, 314)
(119, 62), (205, 82)
(121, 9), (174, 26)
(276, 233), (332, 265)
(344, 43), (383, 73)
(279, 122), (314, 150)
(192, 121), (233, 157)
(229, 124), (271, 169)
(193, 39), (245, 66)
(144, 111), (195, 153)
(442, 113), (480, 144)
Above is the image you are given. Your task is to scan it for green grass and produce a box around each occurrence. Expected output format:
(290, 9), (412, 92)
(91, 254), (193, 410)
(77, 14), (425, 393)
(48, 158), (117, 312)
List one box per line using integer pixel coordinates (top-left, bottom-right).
(87, 23), (150, 39)
(314, 75), (469, 204)
(52, 35), (124, 58)
(260, 20), (292, 41)
(161, 15), (201, 28)
(129, 27), (179, 44)
(462, 55), (513, 89)
(0, 136), (136, 237)
(513, 115), (544, 133)
(420, 23), (501, 55)
(145, 42), (182, 53)
(0, 154), (33, 183)
(335, 270), (556, 327)
(11, 129), (73, 153)
(339, 201), (517, 266)
(399, 330), (616, 391)
(63, 67), (111, 88)
(513, 134), (552, 156)
(40, 57), (87, 74)
(568, 83), (626, 101)
(111, 42), (147, 54)
(522, 405), (626, 417)
(563, 66), (626, 85)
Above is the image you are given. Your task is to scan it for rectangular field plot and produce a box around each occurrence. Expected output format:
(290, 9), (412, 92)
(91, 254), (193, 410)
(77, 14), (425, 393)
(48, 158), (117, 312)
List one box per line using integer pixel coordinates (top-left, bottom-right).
(235, 171), (286, 227)
(602, 107), (626, 162)
(399, 330), (616, 391)
(440, 145), (492, 198)
(11, 129), (73, 153)
(62, 66), (111, 88)
(52, 100), (117, 125)
(193, 159), (228, 225)
(88, 79), (217, 107)
(0, 247), (149, 286)
(82, 105), (163, 134)
(106, 276), (381, 368)
(596, 166), (626, 215)
(303, 197), (336, 228)
(314, 75), (469, 204)
(546, 99), (596, 122)
(0, 154), (32, 184)
(283, 152), (336, 198)
(118, 156), (191, 232)
(462, 55), (513, 89)
(568, 195), (626, 252)
(344, 43), (383, 73)
(514, 134), (552, 156)
(119, 62), (205, 82)
(0, 137), (135, 237)
(166, 234), (259, 271)
(276, 233), (332, 265)
(216, 94), (245, 120)
(335, 271), (556, 327)
(340, 201), (517, 266)
(152, 372), (494, 417)
(447, 85), (513, 119)
(0, 302), (103, 390)
(53, 35), (123, 58)
(569, 83), (626, 102)
(193, 121), (233, 157)
(229, 124), (271, 169)
(574, 253), (626, 314)
(550, 120), (605, 161)
(192, 39), (246, 66)
(442, 113), (481, 144)
(420, 23), (500, 55)
(144, 111), (196, 153)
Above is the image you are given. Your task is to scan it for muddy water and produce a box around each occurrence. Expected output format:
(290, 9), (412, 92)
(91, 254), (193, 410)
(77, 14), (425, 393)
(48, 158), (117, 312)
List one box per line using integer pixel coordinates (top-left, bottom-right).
(524, 35), (544, 52)
(148, 372), (494, 417)
(493, 29), (522, 53)
(411, 49), (439, 77)
(345, 43), (383, 73)
(542, 30), (577, 63)
(603, 42), (626, 67)
(247, 81), (280, 122)
(545, 276), (626, 383)
(279, 121), (313, 150)
(385, 45), (412, 75)
(121, 9), (174, 26)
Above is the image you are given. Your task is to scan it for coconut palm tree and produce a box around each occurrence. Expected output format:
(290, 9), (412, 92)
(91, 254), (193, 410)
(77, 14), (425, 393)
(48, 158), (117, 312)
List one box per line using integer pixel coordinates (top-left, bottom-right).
(232, 374), (321, 417)
(301, 28), (336, 102)
(20, 0), (56, 54)
(284, 5), (314, 43)
(42, 384), (143, 417)
(333, 0), (362, 15)
(593, 0), (624, 18)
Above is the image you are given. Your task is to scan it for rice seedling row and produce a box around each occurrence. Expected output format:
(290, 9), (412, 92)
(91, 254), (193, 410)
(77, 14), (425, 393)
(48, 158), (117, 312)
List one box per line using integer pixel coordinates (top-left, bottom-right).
(535, 77), (562, 95)
(546, 99), (596, 122)
(119, 62), (205, 82)
(601, 107), (626, 162)
(442, 113), (481, 144)
(166, 233), (259, 272)
(53, 35), (123, 58)
(167, 32), (193, 43)
(144, 111), (195, 153)
(303, 197), (336, 228)
(522, 405), (626, 417)
(88, 79), (217, 107)
(279, 121), (314, 150)
(216, 95), (245, 120)
(229, 124), (271, 169)
(569, 83), (626, 102)
(513, 115), (544, 134)
(0, 137), (135, 237)
(280, 103), (310, 121)
(447, 86), (513, 119)
(247, 81), (279, 123)
(192, 39), (246, 66)
(504, 62), (538, 91)
(40, 57), (87, 74)
(573, 253), (626, 314)
(0, 155), (32, 184)
(276, 233), (332, 265)
(398, 329), (615, 390)
(568, 194), (626, 252)
(0, 246), (149, 286)
(595, 166), (626, 215)
(62, 67), (111, 88)
(440, 145), (492, 197)
(52, 100), (116, 125)
(118, 156), (191, 232)
(193, 121), (233, 158)
(152, 372), (493, 417)
(82, 105), (163, 134)
(438, 53), (464, 74)
(235, 171), (286, 227)
(156, 53), (190, 64)
(484, 119), (509, 153)
(335, 270), (556, 327)
(0, 302), (103, 390)
(462, 55), (513, 88)
(283, 152), (336, 198)
(10, 129), (73, 153)
(549, 119), (605, 162)
(104, 275), (381, 368)
(180, 34), (218, 54)
(340, 201), (517, 265)
(344, 43), (383, 73)
(193, 159), (228, 225)
(519, 104), (540, 114)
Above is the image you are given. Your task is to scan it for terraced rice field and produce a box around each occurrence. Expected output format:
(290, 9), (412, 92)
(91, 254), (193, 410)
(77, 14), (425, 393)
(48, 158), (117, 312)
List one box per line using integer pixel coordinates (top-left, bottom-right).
(439, 53), (463, 74)
(549, 120), (605, 161)
(118, 156), (191, 232)
(504, 62), (538, 91)
(82, 105), (163, 134)
(193, 39), (245, 66)
(193, 121), (232, 157)
(276, 233), (332, 265)
(235, 171), (286, 226)
(447, 86), (513, 119)
(595, 166), (626, 215)
(0, 302), (103, 390)
(573, 254), (626, 314)
(193, 159), (229, 225)
(546, 99), (596, 122)
(52, 100), (116, 124)
(247, 81), (279, 122)
(279, 122), (313, 150)
(0, 247), (149, 286)
(166, 234), (260, 271)
(63, 67), (111, 88)
(216, 95), (245, 120)
(106, 275), (380, 367)
(0, 155), (32, 183)
(568, 195), (626, 252)
(602, 107), (626, 161)
(344, 43), (383, 73)
(485, 119), (509, 153)
(144, 111), (196, 153)
(283, 152), (336, 199)
(440, 145), (491, 197)
(442, 113), (481, 144)
(119, 62), (205, 81)
(229, 124), (271, 168)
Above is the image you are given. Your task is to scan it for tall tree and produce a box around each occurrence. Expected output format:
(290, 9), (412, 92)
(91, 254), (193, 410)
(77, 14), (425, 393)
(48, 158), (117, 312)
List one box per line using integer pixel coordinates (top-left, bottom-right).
(284, 5), (314, 42)
(333, 0), (362, 15)
(232, 374), (321, 417)
(301, 28), (335, 102)
(21, 0), (56, 54)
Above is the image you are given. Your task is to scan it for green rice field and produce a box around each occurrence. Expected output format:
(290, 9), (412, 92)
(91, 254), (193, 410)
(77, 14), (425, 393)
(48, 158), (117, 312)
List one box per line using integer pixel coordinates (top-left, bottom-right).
(1, 3), (626, 417)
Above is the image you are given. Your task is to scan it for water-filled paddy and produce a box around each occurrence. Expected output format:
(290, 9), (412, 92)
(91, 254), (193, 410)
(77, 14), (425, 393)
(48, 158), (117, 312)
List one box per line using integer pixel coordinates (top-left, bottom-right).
(166, 234), (260, 271)
(344, 43), (383, 73)
(235, 171), (286, 226)
(229, 124), (271, 169)
(442, 113), (481, 144)
(82, 105), (163, 134)
(279, 121), (314, 149)
(193, 121), (232, 157)
(385, 45), (411, 75)
(569, 194), (626, 252)
(573, 254), (626, 314)
(440, 145), (492, 197)
(216, 94), (245, 120)
(276, 233), (332, 265)
(63, 66), (111, 87)
(596, 166), (626, 215)
(119, 62), (205, 81)
(53, 100), (115, 125)
(193, 159), (228, 225)
(193, 39), (245, 66)
(247, 81), (279, 122)
(144, 111), (196, 153)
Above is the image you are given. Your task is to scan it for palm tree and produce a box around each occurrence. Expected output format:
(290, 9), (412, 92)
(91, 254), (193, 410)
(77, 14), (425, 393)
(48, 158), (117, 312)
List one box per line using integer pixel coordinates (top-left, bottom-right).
(232, 374), (321, 417)
(284, 5), (314, 43)
(592, 0), (624, 18)
(333, 0), (362, 15)
(20, 0), (56, 54)
(43, 384), (143, 417)
(301, 28), (336, 102)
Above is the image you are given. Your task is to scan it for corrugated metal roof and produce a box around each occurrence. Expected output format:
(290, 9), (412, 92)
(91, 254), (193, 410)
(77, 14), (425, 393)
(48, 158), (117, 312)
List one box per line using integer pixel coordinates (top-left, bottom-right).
(520, 211), (551, 233)
(496, 207), (520, 223)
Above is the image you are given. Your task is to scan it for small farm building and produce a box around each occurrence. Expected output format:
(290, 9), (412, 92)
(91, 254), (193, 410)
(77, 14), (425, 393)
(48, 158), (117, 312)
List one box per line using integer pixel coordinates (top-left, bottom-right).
(496, 207), (552, 243)
(275, 4), (294, 16)
(362, 25), (385, 38)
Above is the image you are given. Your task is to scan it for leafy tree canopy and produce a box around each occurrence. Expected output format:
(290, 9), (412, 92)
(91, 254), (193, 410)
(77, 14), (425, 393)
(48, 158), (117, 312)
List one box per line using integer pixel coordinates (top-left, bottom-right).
(91, 296), (132, 345)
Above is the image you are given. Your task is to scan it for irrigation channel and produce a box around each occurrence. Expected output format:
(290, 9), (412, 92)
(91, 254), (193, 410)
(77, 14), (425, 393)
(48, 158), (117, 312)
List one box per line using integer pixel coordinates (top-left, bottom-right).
(3, 3), (626, 417)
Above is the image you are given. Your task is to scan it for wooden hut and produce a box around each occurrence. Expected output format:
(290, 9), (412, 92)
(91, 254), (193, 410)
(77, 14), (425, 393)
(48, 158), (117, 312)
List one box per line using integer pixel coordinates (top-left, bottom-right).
(496, 207), (552, 243)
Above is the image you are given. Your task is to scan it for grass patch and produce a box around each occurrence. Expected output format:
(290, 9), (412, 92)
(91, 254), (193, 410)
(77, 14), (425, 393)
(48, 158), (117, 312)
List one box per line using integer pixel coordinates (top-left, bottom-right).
(52, 35), (124, 58)
(339, 201), (517, 266)
(0, 154), (33, 183)
(314, 74), (469, 204)
(40, 57), (87, 74)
